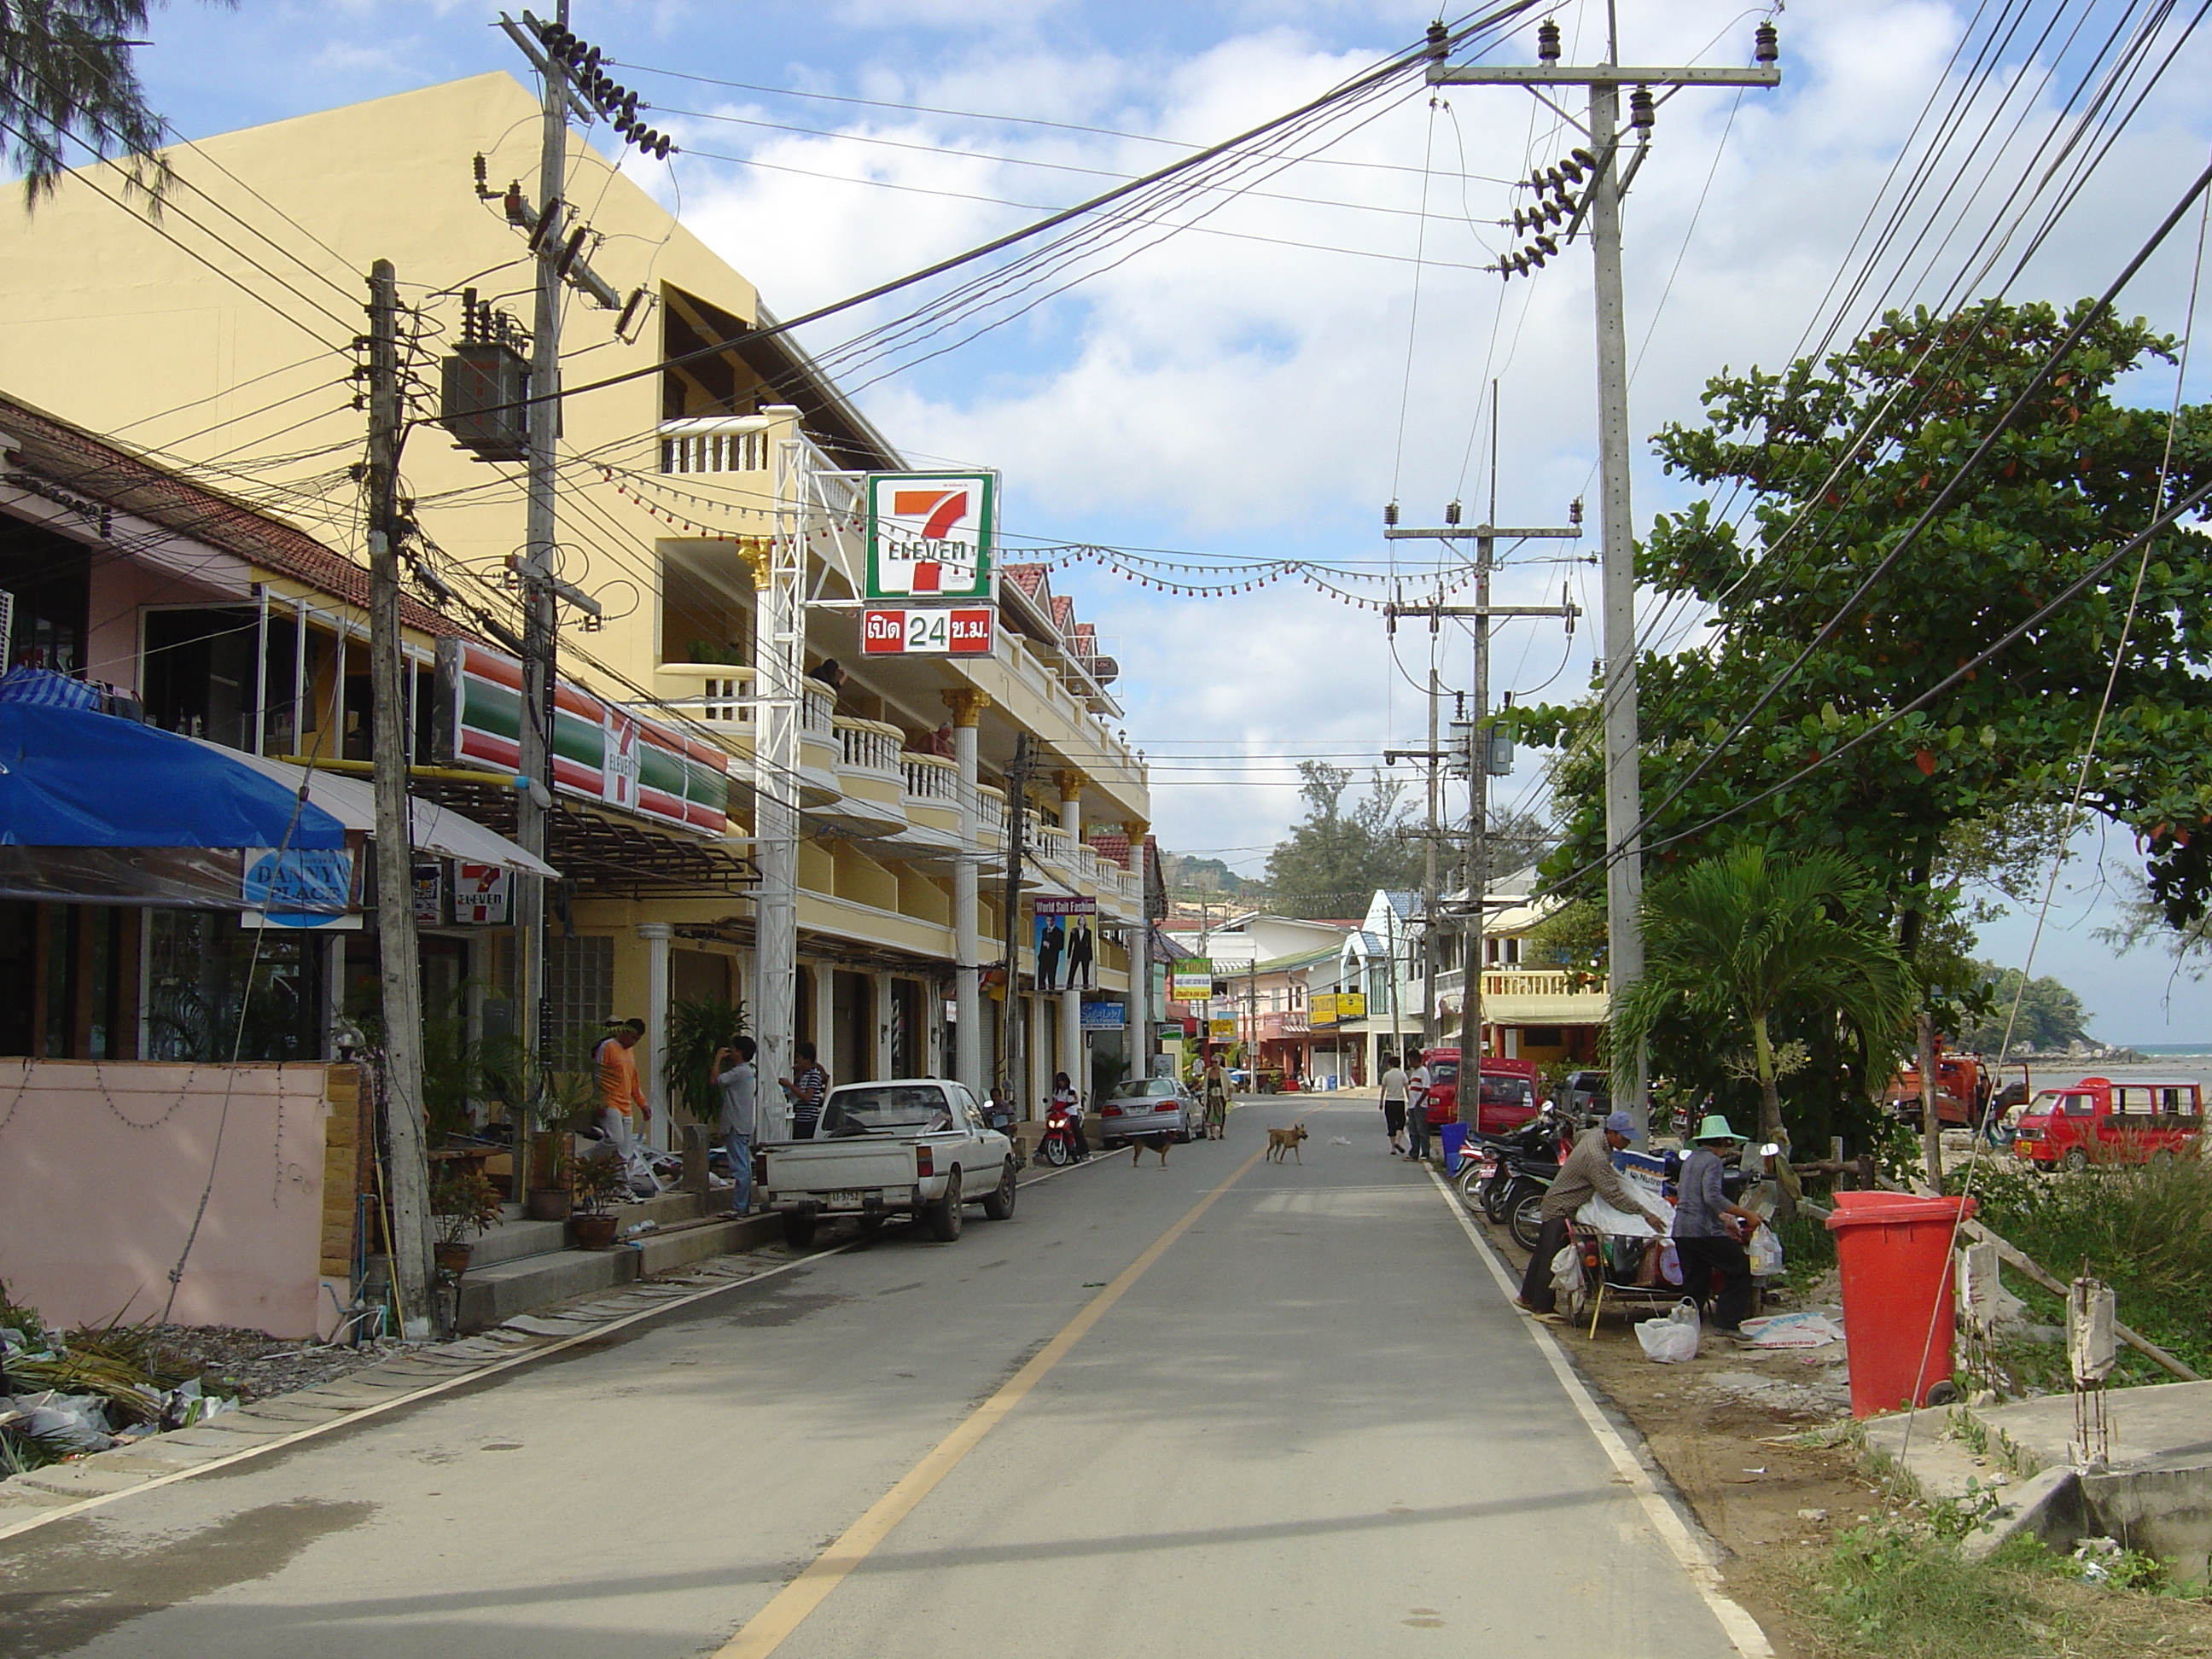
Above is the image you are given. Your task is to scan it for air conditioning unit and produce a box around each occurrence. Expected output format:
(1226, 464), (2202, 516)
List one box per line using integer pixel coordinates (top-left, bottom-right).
(439, 341), (530, 462)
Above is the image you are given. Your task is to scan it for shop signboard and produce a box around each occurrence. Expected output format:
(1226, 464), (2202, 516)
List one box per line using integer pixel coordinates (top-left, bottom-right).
(859, 605), (995, 656)
(864, 471), (996, 601)
(412, 862), (444, 926)
(1033, 894), (1097, 992)
(1308, 992), (1368, 1028)
(1170, 958), (1213, 1003)
(454, 863), (511, 925)
(1080, 999), (1126, 1031)
(241, 846), (359, 930)
(1208, 1016), (1237, 1042)
(435, 639), (729, 835)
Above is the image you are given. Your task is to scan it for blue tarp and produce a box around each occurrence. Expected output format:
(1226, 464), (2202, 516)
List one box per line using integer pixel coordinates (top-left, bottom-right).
(0, 701), (348, 850)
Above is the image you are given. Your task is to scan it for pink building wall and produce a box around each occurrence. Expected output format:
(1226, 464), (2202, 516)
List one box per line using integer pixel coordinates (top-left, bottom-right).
(0, 1059), (335, 1337)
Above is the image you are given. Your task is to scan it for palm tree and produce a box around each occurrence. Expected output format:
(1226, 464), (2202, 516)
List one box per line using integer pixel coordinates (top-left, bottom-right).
(1612, 846), (1916, 1167)
(3, 3), (224, 204)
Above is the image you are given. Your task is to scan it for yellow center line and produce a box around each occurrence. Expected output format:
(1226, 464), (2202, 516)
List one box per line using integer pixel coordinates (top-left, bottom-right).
(713, 1117), (1301, 1659)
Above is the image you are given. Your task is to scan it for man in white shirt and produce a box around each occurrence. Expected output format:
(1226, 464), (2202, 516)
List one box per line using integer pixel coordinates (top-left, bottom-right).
(714, 1036), (760, 1217)
(1379, 1056), (1411, 1155)
(1405, 1047), (1432, 1161)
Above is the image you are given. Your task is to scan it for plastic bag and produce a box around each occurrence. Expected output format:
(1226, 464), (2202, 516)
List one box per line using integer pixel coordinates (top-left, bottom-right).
(1747, 1222), (1784, 1278)
(8, 1390), (114, 1452)
(1635, 1300), (1703, 1364)
(1551, 1244), (1580, 1302)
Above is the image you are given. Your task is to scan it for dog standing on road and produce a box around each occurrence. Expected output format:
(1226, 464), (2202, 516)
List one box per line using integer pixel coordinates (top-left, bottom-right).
(1128, 1130), (1172, 1167)
(1266, 1124), (1309, 1163)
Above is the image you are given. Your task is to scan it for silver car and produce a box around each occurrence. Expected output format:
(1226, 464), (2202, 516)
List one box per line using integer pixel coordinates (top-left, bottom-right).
(1097, 1077), (1203, 1144)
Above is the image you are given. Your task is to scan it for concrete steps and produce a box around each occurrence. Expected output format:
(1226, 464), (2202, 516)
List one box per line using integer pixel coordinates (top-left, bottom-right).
(453, 1189), (779, 1330)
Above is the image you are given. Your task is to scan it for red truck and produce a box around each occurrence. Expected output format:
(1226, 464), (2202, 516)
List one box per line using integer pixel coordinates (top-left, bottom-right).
(2009, 1077), (2205, 1171)
(1416, 1050), (1541, 1137)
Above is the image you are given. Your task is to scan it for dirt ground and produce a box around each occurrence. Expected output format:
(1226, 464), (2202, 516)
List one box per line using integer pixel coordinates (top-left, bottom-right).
(1478, 1214), (2212, 1657)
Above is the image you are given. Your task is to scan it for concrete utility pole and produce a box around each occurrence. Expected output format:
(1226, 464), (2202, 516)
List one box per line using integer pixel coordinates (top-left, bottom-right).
(1423, 666), (1440, 1050)
(1383, 528), (1578, 1126)
(1430, 19), (1779, 1126)
(364, 259), (434, 1336)
(515, 2), (570, 1125)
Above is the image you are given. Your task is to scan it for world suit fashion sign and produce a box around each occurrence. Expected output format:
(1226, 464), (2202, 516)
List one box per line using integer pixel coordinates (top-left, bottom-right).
(1032, 894), (1097, 992)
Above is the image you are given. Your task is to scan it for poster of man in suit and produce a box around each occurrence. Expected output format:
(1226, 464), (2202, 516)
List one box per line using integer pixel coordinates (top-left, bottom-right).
(1033, 896), (1096, 992)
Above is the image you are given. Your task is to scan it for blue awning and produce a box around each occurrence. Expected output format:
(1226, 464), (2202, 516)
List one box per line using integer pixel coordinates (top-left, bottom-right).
(0, 701), (348, 850)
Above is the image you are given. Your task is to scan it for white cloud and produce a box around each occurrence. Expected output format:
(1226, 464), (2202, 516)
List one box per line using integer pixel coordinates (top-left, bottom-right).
(656, 0), (2212, 942)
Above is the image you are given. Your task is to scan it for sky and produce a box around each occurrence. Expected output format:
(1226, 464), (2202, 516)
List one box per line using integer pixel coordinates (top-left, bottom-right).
(103, 0), (2212, 1043)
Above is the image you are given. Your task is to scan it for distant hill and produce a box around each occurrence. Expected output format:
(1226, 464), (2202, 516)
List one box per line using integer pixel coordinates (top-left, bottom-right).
(1160, 853), (1253, 898)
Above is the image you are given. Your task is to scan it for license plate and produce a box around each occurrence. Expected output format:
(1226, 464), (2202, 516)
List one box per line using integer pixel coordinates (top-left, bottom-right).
(825, 1190), (862, 1206)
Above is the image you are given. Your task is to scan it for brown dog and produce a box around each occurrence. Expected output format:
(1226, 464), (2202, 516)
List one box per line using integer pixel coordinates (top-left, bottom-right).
(1266, 1124), (1309, 1163)
(1128, 1130), (1171, 1167)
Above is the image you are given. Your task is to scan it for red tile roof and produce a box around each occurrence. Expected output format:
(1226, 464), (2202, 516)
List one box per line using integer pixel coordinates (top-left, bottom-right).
(0, 393), (466, 638)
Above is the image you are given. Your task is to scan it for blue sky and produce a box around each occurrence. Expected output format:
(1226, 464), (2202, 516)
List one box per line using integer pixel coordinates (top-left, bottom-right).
(106, 1), (2212, 1041)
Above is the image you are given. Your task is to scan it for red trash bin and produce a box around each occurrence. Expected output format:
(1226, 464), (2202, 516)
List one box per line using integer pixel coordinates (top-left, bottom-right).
(1824, 1190), (1976, 1417)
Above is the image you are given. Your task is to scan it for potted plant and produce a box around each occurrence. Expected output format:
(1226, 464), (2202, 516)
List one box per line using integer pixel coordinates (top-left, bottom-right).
(663, 996), (748, 1126)
(431, 1168), (502, 1275)
(481, 1031), (597, 1220)
(569, 1155), (626, 1250)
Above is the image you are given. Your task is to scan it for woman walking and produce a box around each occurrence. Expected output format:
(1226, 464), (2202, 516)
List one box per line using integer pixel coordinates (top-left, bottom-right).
(1202, 1053), (1230, 1139)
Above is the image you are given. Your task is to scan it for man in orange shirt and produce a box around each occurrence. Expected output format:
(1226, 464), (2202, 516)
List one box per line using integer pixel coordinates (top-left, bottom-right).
(595, 1019), (651, 1176)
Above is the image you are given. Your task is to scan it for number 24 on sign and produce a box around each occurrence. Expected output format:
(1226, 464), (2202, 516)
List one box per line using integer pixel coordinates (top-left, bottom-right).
(862, 607), (994, 655)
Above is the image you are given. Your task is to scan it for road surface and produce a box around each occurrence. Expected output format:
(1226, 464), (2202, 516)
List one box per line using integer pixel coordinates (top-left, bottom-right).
(3, 1100), (1764, 1658)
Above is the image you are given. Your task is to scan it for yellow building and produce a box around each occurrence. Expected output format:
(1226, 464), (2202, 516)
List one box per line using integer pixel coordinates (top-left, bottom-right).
(0, 71), (1152, 1123)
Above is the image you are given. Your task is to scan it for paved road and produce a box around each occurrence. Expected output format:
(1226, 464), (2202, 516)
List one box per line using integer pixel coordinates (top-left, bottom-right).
(3, 1102), (1763, 1659)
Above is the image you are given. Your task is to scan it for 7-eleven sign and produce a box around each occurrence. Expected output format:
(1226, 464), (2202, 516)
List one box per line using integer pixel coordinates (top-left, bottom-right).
(865, 471), (996, 601)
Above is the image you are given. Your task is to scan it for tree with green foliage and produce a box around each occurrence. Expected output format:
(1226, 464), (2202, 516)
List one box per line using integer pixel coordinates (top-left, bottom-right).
(1528, 300), (2212, 934)
(1958, 963), (2092, 1053)
(1260, 762), (1423, 917)
(1611, 847), (1917, 1200)
(3, 3), (229, 204)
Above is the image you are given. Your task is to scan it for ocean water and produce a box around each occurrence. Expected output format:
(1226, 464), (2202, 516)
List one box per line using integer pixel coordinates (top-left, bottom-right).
(2123, 1043), (2212, 1057)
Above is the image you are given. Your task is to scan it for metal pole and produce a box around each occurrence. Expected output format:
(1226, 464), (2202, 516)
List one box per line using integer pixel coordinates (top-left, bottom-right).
(1000, 734), (1030, 1115)
(1422, 666), (1438, 1049)
(1590, 72), (1648, 1128)
(753, 415), (806, 1142)
(515, 0), (568, 1161)
(365, 259), (433, 1336)
(1456, 535), (1491, 1123)
(946, 690), (986, 1096)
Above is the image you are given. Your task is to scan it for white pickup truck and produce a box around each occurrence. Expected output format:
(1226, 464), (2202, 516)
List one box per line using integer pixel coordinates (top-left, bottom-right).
(757, 1077), (1018, 1249)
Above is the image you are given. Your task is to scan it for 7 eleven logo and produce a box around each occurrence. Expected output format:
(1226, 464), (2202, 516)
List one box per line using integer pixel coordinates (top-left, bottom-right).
(868, 472), (994, 599)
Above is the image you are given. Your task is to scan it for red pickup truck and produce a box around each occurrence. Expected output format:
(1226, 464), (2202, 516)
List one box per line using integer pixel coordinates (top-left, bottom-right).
(1416, 1050), (1541, 1137)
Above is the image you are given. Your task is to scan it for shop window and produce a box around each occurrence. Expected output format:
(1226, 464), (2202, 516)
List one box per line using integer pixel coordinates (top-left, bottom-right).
(146, 911), (323, 1061)
(143, 607), (259, 749)
(544, 934), (615, 1044)
(0, 527), (88, 675)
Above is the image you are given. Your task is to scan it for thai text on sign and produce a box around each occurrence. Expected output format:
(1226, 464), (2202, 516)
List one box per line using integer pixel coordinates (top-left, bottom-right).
(859, 607), (995, 655)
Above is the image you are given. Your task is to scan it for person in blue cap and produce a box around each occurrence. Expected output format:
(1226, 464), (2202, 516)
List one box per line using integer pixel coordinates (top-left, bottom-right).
(1673, 1115), (1764, 1341)
(1514, 1109), (1672, 1320)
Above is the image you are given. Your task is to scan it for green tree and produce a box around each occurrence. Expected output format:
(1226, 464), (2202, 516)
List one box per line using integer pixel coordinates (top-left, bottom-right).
(3, 3), (224, 203)
(1524, 300), (2212, 946)
(1959, 963), (2092, 1052)
(1611, 847), (1917, 1198)
(1260, 762), (1423, 917)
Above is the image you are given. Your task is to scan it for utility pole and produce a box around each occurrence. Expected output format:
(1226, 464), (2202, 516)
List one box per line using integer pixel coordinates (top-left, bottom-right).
(515, 3), (569, 1151)
(1429, 15), (1780, 1127)
(364, 260), (433, 1336)
(1383, 526), (1579, 1126)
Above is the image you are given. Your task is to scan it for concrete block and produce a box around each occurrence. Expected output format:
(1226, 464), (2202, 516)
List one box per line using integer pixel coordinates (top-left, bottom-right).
(2083, 1456), (2212, 1586)
(456, 1246), (637, 1330)
(1965, 1466), (2083, 1560)
(13, 1462), (160, 1497)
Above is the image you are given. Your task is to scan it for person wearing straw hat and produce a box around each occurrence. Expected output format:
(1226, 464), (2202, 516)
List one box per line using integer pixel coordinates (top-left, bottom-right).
(1674, 1115), (1764, 1342)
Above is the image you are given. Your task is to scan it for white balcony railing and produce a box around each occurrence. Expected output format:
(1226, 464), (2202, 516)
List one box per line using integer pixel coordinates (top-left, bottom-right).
(976, 784), (1006, 848)
(834, 716), (903, 778)
(659, 418), (770, 475)
(801, 682), (836, 737)
(1034, 823), (1072, 870)
(902, 751), (959, 805)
